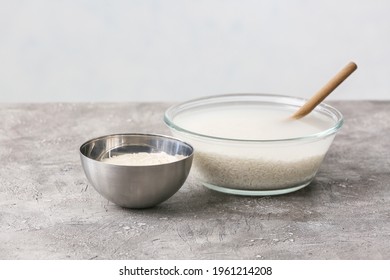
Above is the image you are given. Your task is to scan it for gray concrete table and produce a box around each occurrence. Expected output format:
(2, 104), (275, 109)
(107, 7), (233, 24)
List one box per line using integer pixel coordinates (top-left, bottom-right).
(0, 101), (389, 259)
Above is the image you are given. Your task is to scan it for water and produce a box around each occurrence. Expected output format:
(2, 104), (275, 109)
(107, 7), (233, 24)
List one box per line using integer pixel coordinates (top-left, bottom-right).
(173, 104), (333, 140)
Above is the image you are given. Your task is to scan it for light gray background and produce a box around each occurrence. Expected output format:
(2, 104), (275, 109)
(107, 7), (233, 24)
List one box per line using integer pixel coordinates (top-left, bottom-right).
(1, 0), (389, 102)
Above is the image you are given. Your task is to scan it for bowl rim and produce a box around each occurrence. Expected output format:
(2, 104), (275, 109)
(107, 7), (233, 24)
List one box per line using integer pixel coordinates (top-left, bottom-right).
(79, 133), (194, 166)
(164, 93), (344, 143)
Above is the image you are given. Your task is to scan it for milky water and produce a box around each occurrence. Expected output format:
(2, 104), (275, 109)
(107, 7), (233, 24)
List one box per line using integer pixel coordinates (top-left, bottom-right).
(173, 104), (333, 140)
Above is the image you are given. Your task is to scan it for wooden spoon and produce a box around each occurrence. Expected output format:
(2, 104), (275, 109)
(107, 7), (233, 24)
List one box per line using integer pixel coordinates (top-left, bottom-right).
(291, 61), (357, 119)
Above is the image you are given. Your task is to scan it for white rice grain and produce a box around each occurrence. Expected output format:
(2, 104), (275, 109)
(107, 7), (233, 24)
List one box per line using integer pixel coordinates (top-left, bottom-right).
(193, 151), (324, 190)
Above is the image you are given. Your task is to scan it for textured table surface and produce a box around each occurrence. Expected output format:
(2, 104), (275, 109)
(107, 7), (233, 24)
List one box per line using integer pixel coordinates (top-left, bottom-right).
(0, 101), (389, 260)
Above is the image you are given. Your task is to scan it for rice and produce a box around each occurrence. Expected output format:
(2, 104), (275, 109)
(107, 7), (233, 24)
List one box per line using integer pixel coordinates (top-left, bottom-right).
(101, 152), (185, 166)
(192, 151), (325, 190)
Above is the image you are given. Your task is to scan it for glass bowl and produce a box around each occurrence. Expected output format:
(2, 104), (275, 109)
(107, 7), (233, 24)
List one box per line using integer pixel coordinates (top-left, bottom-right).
(164, 93), (343, 196)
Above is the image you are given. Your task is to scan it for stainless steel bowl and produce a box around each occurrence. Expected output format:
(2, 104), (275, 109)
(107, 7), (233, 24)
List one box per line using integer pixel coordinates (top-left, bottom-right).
(79, 133), (194, 208)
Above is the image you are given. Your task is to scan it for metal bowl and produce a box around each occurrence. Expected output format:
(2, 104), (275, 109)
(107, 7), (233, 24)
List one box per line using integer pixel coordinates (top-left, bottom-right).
(79, 133), (194, 208)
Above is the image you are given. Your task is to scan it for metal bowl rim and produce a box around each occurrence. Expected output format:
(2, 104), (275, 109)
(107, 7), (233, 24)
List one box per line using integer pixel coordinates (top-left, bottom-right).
(79, 133), (194, 167)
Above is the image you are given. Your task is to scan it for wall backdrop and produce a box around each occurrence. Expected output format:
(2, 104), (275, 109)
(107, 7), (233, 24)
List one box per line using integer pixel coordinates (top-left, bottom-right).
(0, 0), (389, 102)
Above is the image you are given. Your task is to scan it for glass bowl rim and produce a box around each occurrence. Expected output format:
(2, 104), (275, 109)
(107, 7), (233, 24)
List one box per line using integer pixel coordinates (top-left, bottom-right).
(164, 93), (344, 143)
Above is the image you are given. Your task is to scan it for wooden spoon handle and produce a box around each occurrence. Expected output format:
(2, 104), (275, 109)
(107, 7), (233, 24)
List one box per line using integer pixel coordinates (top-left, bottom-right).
(291, 62), (357, 119)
